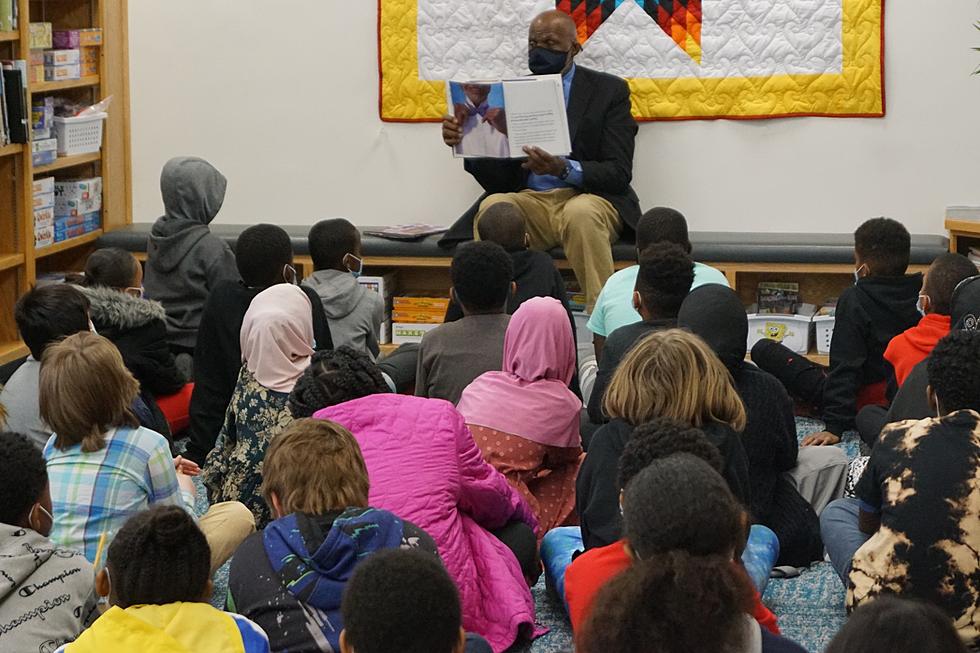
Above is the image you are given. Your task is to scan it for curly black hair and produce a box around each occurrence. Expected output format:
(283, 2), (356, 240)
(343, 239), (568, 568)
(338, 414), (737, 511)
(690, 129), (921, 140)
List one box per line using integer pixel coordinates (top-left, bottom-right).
(927, 330), (980, 413)
(341, 548), (461, 653)
(617, 417), (723, 491)
(309, 218), (360, 272)
(83, 248), (140, 289)
(634, 243), (695, 319)
(235, 224), (294, 287)
(826, 596), (967, 653)
(579, 551), (753, 653)
(635, 207), (691, 253)
(106, 505), (210, 608)
(477, 203), (527, 252)
(924, 253), (978, 316)
(0, 432), (48, 525)
(451, 241), (513, 312)
(623, 454), (742, 560)
(15, 284), (91, 359)
(854, 217), (911, 277)
(288, 346), (390, 418)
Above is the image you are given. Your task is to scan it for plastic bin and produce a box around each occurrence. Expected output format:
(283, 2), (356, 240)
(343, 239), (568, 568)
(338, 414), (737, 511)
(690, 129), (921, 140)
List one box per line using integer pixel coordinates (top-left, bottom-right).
(813, 315), (836, 355)
(747, 312), (813, 355)
(53, 112), (107, 156)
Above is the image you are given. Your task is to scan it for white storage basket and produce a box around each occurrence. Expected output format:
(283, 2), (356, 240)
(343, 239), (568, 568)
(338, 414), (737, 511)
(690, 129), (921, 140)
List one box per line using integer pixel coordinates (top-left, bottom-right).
(53, 112), (107, 156)
(813, 315), (836, 355)
(746, 313), (813, 355)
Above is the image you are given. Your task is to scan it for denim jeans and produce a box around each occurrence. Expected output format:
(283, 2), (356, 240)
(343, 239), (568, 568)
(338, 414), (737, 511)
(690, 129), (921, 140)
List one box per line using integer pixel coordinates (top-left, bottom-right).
(820, 497), (872, 584)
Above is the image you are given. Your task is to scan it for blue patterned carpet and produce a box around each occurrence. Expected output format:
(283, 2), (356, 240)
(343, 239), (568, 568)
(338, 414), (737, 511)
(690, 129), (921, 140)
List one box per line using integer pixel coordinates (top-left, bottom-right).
(199, 417), (858, 653)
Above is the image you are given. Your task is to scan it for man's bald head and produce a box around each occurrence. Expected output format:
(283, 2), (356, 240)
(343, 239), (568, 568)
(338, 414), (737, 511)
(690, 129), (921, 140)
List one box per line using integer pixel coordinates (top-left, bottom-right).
(477, 203), (528, 252)
(528, 10), (581, 75)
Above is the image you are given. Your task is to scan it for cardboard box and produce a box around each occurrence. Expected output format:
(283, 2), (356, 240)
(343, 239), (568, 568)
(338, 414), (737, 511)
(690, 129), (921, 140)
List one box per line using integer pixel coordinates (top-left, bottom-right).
(379, 320), (391, 345)
(33, 176), (55, 196)
(392, 322), (440, 345)
(54, 212), (100, 242)
(80, 46), (100, 64)
(81, 60), (97, 77)
(32, 97), (54, 133)
(35, 224), (54, 249)
(43, 49), (80, 66)
(391, 310), (445, 324)
(55, 197), (101, 217)
(55, 177), (102, 202)
(29, 50), (44, 66)
(44, 63), (81, 81)
(33, 192), (54, 210)
(31, 138), (57, 167)
(79, 29), (103, 47)
(393, 296), (450, 311)
(30, 64), (45, 84)
(29, 23), (52, 50)
(358, 273), (397, 301)
(52, 30), (81, 49)
(34, 207), (54, 229)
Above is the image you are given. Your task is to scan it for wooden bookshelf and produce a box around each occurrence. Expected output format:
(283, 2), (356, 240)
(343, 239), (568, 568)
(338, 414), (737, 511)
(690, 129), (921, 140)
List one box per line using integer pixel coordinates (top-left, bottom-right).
(0, 0), (131, 364)
(31, 74), (100, 94)
(33, 150), (101, 174)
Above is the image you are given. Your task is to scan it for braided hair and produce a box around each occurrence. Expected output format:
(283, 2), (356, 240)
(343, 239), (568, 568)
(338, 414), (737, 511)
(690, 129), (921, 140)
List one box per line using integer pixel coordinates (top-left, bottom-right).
(0, 432), (48, 525)
(106, 505), (210, 608)
(288, 346), (389, 418)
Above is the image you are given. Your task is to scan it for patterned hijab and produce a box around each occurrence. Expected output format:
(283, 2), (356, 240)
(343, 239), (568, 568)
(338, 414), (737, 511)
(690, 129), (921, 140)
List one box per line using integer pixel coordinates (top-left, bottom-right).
(457, 297), (581, 448)
(240, 284), (314, 393)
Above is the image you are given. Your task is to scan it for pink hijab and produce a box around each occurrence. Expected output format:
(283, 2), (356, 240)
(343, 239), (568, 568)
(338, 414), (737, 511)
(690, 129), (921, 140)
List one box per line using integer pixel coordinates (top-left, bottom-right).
(457, 296), (581, 448)
(240, 284), (314, 393)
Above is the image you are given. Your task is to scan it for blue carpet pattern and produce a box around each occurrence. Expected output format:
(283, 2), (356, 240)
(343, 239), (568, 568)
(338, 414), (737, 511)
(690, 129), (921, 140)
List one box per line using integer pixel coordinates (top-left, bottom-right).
(197, 417), (859, 653)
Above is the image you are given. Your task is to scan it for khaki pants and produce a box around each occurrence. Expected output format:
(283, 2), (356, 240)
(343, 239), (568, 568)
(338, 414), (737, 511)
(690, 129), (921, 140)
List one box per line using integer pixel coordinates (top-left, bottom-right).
(199, 500), (255, 573)
(475, 189), (621, 310)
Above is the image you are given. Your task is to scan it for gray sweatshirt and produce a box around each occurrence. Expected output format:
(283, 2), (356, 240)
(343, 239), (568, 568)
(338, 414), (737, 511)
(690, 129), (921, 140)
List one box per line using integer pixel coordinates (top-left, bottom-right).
(0, 523), (98, 651)
(303, 269), (383, 359)
(0, 358), (48, 450)
(143, 157), (240, 350)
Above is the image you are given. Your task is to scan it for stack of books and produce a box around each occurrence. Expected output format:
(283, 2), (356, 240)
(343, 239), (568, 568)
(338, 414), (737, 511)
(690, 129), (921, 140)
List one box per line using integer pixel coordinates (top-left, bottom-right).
(392, 296), (450, 344)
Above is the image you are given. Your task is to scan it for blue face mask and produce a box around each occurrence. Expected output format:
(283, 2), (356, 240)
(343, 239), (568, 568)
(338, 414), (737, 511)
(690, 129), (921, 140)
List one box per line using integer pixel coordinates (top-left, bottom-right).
(528, 47), (569, 75)
(345, 254), (363, 279)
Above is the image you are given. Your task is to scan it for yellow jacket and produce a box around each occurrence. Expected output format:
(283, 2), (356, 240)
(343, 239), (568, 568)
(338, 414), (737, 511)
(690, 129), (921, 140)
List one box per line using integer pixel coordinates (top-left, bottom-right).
(64, 602), (264, 653)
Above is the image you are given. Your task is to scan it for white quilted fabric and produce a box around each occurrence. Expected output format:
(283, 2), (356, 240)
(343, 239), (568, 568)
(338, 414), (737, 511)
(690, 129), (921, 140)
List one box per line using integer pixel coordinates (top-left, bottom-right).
(417, 0), (842, 81)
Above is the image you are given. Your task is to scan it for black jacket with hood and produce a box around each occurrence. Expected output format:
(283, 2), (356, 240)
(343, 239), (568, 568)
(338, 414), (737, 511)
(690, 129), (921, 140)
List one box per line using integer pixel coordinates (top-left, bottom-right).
(678, 285), (823, 566)
(822, 274), (922, 435)
(143, 157), (240, 350)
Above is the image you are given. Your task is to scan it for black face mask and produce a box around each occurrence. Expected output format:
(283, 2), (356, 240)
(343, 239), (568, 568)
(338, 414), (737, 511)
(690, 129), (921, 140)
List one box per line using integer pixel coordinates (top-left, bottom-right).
(528, 47), (570, 75)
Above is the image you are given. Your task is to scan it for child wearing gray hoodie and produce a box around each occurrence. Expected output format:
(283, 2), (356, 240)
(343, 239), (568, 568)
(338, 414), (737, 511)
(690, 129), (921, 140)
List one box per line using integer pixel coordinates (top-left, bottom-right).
(143, 157), (239, 353)
(303, 219), (384, 360)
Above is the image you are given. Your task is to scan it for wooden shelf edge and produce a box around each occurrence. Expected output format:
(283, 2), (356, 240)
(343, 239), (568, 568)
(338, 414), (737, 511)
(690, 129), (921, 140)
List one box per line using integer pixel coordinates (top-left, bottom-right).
(0, 142), (24, 158)
(33, 151), (101, 175)
(35, 229), (103, 259)
(0, 31), (18, 43)
(945, 219), (980, 235)
(0, 341), (28, 366)
(31, 75), (101, 94)
(0, 253), (25, 272)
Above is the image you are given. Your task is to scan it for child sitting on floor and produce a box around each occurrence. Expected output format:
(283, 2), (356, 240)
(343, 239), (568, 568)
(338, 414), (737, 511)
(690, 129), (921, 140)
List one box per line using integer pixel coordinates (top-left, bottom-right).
(144, 156), (239, 356)
(825, 597), (968, 653)
(41, 332), (254, 571)
(587, 242), (694, 423)
(416, 241), (514, 404)
(821, 329), (980, 647)
(577, 455), (806, 653)
(57, 506), (270, 653)
(753, 217), (922, 446)
(1, 285), (91, 449)
(445, 203), (572, 327)
(287, 346), (390, 418)
(186, 223), (332, 465)
(303, 218), (384, 359)
(588, 207), (728, 361)
(341, 548), (492, 653)
(566, 419), (778, 635)
(228, 418), (439, 653)
(0, 431), (97, 651)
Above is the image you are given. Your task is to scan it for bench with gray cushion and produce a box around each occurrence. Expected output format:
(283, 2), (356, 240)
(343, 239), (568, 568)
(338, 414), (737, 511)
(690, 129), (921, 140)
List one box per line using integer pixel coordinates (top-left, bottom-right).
(97, 224), (949, 266)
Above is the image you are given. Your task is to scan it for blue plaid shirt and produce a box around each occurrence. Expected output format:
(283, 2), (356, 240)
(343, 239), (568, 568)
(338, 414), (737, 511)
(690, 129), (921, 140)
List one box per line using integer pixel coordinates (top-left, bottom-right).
(44, 425), (193, 566)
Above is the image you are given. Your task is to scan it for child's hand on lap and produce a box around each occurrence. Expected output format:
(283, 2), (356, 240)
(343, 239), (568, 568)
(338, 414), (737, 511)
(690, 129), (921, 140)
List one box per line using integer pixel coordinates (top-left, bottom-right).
(173, 456), (200, 476)
(802, 431), (841, 446)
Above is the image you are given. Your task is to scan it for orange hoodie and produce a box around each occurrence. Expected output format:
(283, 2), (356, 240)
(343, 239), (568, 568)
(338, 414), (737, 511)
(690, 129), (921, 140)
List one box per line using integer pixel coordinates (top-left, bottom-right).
(884, 313), (951, 386)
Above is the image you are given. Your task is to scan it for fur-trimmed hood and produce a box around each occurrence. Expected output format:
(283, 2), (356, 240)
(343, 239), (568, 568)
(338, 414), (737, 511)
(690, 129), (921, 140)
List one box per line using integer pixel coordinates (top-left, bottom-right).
(80, 285), (167, 330)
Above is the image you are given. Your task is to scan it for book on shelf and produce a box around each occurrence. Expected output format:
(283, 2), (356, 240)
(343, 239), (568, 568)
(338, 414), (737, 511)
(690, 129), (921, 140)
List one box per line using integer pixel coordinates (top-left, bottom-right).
(1, 63), (27, 144)
(756, 282), (800, 315)
(363, 224), (448, 241)
(0, 0), (16, 33)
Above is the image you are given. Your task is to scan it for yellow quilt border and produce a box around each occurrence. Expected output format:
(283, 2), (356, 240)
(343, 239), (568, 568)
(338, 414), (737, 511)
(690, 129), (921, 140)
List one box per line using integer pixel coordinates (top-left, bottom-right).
(379, 0), (884, 121)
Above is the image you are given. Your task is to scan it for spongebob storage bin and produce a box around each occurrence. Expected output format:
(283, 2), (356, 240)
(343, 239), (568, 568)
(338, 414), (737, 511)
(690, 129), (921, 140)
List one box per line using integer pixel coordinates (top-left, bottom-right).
(746, 309), (815, 355)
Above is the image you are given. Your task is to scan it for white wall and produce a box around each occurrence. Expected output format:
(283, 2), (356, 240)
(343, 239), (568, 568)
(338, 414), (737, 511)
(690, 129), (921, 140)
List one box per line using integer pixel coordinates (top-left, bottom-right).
(128, 1), (980, 235)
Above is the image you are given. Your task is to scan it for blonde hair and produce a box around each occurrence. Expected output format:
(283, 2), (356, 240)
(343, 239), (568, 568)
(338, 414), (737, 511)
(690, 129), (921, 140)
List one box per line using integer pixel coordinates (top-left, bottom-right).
(262, 418), (369, 515)
(603, 329), (746, 431)
(39, 331), (139, 452)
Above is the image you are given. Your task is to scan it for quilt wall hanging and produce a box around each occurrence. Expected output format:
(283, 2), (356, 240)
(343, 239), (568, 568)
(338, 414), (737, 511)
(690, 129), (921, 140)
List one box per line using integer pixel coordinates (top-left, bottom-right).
(379, 0), (884, 121)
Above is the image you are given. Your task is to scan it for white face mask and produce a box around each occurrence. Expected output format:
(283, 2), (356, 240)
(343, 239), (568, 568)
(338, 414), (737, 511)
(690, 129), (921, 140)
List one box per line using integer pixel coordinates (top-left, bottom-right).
(853, 264), (867, 284)
(283, 264), (298, 286)
(344, 254), (363, 279)
(916, 294), (929, 317)
(29, 503), (53, 532)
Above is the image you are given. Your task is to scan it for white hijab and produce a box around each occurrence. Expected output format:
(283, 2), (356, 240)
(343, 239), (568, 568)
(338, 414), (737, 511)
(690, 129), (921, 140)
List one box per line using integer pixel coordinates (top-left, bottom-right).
(240, 284), (314, 393)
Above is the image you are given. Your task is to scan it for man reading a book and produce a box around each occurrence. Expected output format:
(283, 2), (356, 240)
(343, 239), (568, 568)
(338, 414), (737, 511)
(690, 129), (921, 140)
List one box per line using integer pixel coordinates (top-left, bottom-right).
(440, 9), (640, 311)
(454, 83), (509, 158)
